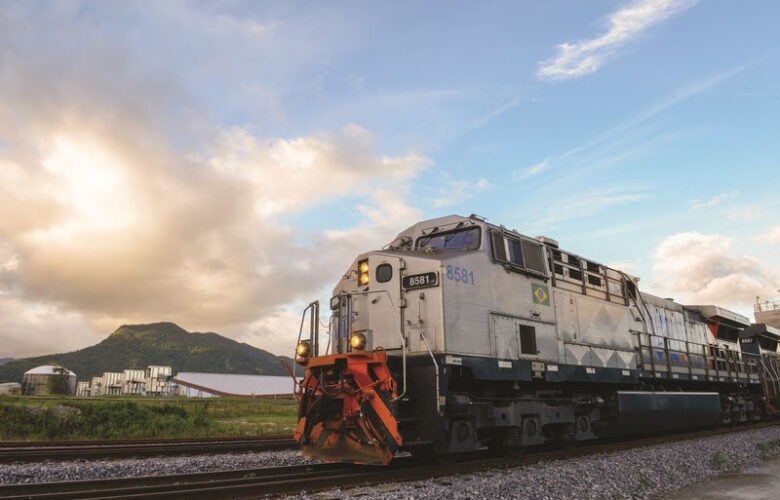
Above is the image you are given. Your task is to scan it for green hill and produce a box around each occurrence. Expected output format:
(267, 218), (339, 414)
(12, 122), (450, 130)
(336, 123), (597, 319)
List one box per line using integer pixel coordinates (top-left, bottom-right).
(0, 322), (292, 383)
(0, 358), (13, 366)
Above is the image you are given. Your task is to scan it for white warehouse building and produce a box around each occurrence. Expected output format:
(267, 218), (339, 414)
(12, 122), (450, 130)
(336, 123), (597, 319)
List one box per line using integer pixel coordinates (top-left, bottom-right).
(172, 373), (295, 398)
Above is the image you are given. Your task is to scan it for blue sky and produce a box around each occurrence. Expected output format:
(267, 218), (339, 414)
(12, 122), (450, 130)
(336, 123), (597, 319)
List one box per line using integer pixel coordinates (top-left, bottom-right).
(1, 0), (779, 357)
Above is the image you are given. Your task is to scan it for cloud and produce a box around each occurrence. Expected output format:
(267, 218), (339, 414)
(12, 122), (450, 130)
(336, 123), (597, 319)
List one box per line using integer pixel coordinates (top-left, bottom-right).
(689, 190), (738, 211)
(755, 226), (780, 245)
(514, 159), (551, 180)
(0, 6), (428, 357)
(523, 62), (757, 190)
(537, 0), (697, 80)
(649, 232), (779, 310)
(431, 178), (490, 207)
(728, 206), (764, 222)
(524, 185), (651, 232)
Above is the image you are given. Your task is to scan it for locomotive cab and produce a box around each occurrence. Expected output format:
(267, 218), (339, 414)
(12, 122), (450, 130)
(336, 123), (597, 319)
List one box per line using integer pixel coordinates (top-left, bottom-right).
(293, 215), (482, 464)
(739, 324), (780, 412)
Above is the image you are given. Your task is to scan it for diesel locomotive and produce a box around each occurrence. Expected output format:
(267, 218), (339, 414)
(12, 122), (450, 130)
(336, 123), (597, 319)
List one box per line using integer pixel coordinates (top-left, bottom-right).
(290, 214), (780, 465)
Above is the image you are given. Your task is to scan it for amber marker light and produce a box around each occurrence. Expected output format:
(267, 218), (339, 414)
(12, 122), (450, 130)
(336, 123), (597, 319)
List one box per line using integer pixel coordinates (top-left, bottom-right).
(358, 260), (369, 286)
(350, 332), (367, 350)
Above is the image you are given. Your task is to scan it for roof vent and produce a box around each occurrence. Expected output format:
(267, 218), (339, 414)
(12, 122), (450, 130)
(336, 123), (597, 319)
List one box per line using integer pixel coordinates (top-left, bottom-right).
(536, 236), (559, 248)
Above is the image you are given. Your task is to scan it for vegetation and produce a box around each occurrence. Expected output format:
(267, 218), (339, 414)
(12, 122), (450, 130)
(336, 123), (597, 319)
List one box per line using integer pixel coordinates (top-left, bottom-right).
(634, 472), (653, 494)
(756, 438), (780, 459)
(0, 322), (292, 382)
(709, 450), (729, 471)
(0, 396), (298, 441)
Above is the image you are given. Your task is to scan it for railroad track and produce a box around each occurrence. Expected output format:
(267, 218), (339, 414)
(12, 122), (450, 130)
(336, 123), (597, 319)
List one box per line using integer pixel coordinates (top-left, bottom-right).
(0, 436), (296, 463)
(1, 421), (778, 499)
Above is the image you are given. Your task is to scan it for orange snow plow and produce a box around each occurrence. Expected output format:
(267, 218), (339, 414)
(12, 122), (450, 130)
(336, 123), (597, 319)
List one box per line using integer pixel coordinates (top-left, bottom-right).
(293, 349), (402, 465)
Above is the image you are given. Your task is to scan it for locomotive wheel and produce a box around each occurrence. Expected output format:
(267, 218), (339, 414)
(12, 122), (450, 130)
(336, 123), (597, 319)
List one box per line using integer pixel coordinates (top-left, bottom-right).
(558, 423), (577, 450)
(500, 426), (526, 457)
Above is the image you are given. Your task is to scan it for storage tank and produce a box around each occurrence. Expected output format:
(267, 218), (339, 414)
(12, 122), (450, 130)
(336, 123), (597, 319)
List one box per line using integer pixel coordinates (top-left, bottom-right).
(21, 365), (77, 396)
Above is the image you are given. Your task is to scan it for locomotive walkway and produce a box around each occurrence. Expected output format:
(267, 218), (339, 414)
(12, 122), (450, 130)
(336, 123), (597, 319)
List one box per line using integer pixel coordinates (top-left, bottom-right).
(1, 422), (778, 499)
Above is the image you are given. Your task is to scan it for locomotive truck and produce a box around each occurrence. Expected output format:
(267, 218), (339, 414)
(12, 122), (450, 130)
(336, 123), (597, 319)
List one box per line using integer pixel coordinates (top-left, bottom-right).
(290, 214), (780, 464)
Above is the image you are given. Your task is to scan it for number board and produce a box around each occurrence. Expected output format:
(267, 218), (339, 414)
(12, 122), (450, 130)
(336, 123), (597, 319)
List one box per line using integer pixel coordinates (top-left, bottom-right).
(402, 272), (438, 290)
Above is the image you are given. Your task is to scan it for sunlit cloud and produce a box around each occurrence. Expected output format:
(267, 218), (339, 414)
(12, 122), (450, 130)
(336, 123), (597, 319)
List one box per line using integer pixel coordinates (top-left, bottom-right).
(537, 0), (697, 80)
(0, 4), (429, 357)
(648, 232), (779, 313)
(755, 226), (780, 245)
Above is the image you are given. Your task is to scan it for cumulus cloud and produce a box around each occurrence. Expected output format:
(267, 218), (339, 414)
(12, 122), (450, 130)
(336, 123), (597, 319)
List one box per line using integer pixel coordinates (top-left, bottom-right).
(755, 226), (780, 245)
(537, 0), (697, 80)
(0, 4), (428, 357)
(649, 232), (779, 311)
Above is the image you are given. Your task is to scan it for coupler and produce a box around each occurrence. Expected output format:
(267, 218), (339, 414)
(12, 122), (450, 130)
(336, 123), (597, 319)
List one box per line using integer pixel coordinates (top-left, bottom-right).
(294, 349), (402, 465)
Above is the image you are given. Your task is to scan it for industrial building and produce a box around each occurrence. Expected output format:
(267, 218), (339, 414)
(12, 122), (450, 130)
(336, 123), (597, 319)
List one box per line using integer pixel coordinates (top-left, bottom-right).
(75, 381), (90, 397)
(90, 376), (103, 396)
(172, 373), (295, 398)
(755, 300), (780, 329)
(74, 365), (173, 397)
(21, 365), (77, 396)
(102, 372), (124, 395)
(0, 382), (21, 395)
(122, 369), (145, 394)
(145, 365), (173, 396)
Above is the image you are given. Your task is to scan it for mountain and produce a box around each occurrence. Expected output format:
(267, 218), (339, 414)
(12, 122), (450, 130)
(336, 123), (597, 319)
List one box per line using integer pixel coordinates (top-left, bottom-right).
(0, 322), (292, 383)
(0, 358), (13, 366)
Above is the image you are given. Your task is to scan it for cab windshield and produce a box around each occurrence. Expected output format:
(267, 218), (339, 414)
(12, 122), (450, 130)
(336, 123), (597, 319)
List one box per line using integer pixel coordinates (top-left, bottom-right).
(416, 227), (481, 252)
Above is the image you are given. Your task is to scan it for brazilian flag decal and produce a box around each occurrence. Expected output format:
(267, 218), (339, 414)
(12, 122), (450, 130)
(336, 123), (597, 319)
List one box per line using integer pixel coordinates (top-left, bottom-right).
(532, 283), (550, 306)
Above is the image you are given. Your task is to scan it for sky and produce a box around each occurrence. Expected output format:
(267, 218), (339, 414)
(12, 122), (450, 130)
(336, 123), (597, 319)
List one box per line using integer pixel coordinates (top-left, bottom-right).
(1, 0), (779, 359)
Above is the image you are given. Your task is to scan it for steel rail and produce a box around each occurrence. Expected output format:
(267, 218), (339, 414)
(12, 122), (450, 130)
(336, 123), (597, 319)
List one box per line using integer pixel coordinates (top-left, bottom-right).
(2, 421), (779, 499)
(0, 436), (296, 463)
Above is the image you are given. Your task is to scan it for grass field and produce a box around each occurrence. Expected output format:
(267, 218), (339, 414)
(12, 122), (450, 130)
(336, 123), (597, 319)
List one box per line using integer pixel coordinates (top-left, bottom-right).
(0, 395), (298, 441)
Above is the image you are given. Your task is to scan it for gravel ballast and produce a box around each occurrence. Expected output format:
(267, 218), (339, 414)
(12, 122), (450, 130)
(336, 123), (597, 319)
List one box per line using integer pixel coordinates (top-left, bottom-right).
(3, 426), (780, 499)
(295, 426), (780, 500)
(0, 449), (315, 485)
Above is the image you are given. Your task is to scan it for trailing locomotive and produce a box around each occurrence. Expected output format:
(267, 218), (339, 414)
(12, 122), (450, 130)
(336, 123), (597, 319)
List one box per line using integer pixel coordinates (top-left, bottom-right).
(291, 214), (780, 465)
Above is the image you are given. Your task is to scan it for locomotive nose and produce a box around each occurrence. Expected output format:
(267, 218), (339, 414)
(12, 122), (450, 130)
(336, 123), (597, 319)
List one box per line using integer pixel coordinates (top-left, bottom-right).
(295, 350), (402, 465)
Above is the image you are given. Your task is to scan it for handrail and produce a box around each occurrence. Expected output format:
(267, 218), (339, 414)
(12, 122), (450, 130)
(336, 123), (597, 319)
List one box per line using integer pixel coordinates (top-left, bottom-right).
(634, 330), (767, 378)
(293, 301), (319, 382)
(760, 355), (780, 397)
(416, 293), (442, 416)
(755, 300), (780, 312)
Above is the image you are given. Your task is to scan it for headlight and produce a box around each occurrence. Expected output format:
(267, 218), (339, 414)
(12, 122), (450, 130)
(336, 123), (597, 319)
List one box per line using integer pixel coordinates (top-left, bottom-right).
(358, 260), (369, 286)
(296, 340), (311, 359)
(350, 332), (367, 350)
